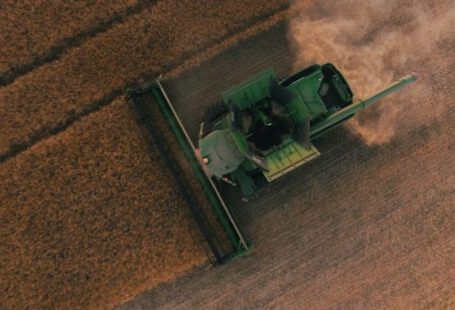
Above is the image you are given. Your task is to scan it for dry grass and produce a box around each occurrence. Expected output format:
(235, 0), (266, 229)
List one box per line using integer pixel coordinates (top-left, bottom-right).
(0, 0), (139, 76)
(0, 0), (288, 159)
(0, 98), (208, 310)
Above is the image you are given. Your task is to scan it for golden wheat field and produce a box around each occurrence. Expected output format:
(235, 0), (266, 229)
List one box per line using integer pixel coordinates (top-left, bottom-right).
(1, 1), (287, 308)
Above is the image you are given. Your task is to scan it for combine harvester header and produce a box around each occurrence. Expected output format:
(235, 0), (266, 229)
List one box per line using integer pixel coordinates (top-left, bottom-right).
(127, 63), (416, 263)
(127, 80), (249, 265)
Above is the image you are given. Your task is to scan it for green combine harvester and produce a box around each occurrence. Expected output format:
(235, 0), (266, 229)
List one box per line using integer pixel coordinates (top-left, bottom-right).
(198, 64), (416, 197)
(127, 63), (416, 262)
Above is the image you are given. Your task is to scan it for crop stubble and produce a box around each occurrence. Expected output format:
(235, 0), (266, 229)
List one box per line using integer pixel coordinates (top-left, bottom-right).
(0, 98), (208, 309)
(0, 0), (288, 161)
(120, 96), (455, 310)
(116, 5), (455, 306)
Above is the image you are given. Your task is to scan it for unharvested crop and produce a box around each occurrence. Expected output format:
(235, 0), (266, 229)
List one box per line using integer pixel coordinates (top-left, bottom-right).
(0, 0), (288, 161)
(0, 0), (142, 80)
(0, 98), (208, 309)
(139, 93), (233, 256)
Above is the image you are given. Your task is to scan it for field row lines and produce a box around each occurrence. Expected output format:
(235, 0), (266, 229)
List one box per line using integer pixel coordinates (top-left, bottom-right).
(0, 1), (289, 164)
(0, 0), (159, 87)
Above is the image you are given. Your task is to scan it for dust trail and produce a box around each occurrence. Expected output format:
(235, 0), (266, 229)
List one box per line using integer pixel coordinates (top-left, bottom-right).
(289, 0), (455, 145)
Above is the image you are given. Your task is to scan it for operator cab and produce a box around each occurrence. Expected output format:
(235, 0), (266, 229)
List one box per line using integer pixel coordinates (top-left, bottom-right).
(281, 63), (353, 112)
(232, 77), (297, 152)
(240, 100), (294, 151)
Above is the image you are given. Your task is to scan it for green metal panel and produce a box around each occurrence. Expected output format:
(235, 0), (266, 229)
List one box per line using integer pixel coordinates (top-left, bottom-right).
(231, 166), (256, 197)
(240, 157), (257, 171)
(285, 96), (311, 123)
(263, 141), (320, 181)
(287, 69), (327, 120)
(199, 130), (244, 178)
(229, 128), (249, 154)
(222, 68), (276, 110)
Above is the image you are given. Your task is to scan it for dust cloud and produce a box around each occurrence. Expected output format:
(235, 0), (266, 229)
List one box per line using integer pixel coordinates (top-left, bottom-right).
(289, 0), (455, 145)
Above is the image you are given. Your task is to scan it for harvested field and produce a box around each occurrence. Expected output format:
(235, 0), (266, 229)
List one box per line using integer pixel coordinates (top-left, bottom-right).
(0, 98), (208, 309)
(0, 0), (145, 83)
(0, 0), (288, 162)
(119, 0), (455, 308)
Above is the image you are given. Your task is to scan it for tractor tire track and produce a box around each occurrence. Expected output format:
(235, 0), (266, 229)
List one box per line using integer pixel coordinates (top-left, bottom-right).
(118, 17), (455, 308)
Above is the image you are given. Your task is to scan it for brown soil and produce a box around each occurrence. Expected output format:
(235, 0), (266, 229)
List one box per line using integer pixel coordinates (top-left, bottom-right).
(0, 98), (207, 310)
(118, 2), (455, 307)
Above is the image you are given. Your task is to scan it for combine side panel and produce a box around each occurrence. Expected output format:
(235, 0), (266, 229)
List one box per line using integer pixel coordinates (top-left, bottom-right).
(286, 69), (328, 120)
(127, 79), (249, 263)
(222, 68), (276, 110)
(263, 141), (320, 181)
